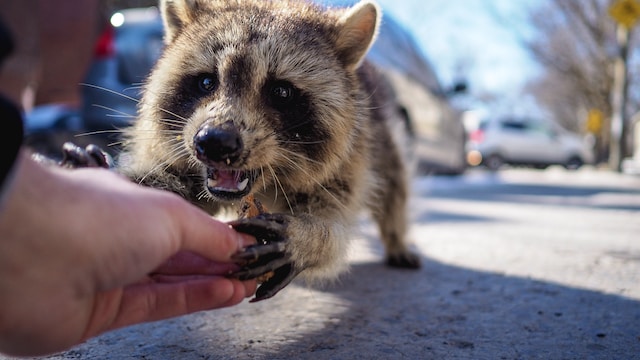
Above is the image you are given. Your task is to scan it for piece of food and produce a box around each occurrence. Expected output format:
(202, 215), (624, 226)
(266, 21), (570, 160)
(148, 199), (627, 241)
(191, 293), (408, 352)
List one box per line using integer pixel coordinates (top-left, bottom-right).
(237, 194), (274, 283)
(238, 193), (266, 218)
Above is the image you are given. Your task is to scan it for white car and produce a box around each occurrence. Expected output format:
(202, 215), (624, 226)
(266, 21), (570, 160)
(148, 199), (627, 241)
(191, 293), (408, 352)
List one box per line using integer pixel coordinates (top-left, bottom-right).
(466, 118), (594, 170)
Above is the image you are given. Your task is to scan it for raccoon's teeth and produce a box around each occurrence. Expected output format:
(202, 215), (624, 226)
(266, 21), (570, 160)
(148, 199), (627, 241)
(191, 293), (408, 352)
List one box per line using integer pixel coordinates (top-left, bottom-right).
(207, 178), (219, 188)
(237, 177), (249, 191)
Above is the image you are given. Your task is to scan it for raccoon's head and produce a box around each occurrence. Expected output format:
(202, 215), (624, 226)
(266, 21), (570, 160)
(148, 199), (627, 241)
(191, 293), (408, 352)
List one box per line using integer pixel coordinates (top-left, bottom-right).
(137, 0), (380, 202)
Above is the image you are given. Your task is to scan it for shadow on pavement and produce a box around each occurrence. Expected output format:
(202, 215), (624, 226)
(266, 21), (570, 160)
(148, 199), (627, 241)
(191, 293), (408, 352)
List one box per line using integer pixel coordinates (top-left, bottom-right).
(30, 173), (640, 360)
(43, 255), (640, 360)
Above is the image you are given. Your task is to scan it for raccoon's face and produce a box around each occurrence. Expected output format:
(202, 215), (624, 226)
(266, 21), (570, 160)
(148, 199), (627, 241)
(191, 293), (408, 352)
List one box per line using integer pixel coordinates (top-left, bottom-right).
(140, 0), (379, 202)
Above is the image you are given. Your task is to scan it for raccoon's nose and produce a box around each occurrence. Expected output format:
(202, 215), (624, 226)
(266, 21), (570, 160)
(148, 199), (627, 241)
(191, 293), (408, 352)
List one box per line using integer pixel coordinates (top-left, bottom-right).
(194, 122), (243, 165)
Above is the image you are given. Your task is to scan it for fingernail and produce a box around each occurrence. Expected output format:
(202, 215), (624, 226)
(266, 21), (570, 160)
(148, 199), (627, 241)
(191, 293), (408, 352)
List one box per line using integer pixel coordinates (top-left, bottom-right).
(239, 233), (256, 248)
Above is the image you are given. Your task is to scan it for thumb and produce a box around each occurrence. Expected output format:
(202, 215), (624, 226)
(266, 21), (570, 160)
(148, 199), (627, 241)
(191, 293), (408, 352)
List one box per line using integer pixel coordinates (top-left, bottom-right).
(168, 198), (255, 262)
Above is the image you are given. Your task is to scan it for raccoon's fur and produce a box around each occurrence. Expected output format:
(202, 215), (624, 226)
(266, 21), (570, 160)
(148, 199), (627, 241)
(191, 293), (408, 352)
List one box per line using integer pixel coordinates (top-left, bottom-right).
(119, 0), (421, 301)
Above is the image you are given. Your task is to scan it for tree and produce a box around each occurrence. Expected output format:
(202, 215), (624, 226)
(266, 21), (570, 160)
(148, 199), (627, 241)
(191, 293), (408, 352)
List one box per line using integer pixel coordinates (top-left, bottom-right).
(518, 0), (639, 164)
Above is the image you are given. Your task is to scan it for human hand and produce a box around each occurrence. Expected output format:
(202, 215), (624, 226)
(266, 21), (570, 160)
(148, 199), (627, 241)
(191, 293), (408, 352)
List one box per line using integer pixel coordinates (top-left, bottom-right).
(0, 151), (257, 357)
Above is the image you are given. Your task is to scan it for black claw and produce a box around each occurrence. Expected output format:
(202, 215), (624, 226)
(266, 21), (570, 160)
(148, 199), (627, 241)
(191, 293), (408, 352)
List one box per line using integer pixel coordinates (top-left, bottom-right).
(229, 214), (287, 243)
(59, 142), (112, 169)
(60, 142), (90, 168)
(251, 263), (301, 302)
(86, 144), (112, 168)
(231, 242), (286, 263)
(228, 213), (300, 302)
(231, 257), (290, 281)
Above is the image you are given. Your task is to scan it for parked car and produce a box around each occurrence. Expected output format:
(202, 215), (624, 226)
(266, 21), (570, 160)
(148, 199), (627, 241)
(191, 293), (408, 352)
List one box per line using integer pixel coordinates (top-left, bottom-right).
(466, 117), (594, 170)
(82, 6), (164, 133)
(21, 8), (163, 159)
(365, 10), (467, 175)
(80, 3), (467, 174)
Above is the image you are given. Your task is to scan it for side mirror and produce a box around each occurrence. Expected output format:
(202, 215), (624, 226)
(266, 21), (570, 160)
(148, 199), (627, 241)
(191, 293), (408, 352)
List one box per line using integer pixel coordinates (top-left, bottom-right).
(446, 81), (467, 96)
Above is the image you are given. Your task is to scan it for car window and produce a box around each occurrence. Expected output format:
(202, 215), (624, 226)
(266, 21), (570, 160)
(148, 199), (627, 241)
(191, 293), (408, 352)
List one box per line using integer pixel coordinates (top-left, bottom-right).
(500, 121), (528, 131)
(528, 123), (551, 136)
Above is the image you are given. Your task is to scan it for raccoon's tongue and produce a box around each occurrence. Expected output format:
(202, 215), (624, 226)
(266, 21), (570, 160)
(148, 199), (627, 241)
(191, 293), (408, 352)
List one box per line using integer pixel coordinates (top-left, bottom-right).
(207, 169), (249, 192)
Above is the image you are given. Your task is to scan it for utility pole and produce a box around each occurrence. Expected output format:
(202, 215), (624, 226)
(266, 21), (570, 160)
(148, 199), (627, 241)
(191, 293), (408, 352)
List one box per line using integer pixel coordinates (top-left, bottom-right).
(608, 0), (639, 172)
(609, 24), (629, 172)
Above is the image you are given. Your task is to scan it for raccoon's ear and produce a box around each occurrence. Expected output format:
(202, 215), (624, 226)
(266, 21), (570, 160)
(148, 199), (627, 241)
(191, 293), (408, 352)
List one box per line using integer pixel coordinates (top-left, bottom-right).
(160, 0), (203, 44)
(335, 1), (380, 70)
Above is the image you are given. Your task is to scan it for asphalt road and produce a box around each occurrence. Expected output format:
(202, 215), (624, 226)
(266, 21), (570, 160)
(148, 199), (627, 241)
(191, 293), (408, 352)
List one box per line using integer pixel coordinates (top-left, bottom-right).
(7, 167), (640, 360)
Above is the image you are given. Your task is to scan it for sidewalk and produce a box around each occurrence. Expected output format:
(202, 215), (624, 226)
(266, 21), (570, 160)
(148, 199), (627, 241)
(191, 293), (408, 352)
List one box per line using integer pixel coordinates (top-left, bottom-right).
(6, 168), (640, 359)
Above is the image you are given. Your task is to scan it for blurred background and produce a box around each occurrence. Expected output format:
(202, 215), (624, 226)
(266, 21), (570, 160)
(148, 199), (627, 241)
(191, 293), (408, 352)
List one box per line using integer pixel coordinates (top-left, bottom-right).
(1, 0), (639, 175)
(2, 4), (637, 358)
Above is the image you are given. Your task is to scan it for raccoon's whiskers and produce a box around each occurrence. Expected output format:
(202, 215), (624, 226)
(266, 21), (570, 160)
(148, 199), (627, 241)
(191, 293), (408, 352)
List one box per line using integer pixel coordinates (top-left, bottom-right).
(260, 165), (267, 192)
(125, 129), (181, 137)
(74, 128), (127, 138)
(278, 147), (323, 166)
(159, 117), (188, 127)
(80, 83), (141, 104)
(88, 104), (137, 119)
(125, 129), (184, 140)
(156, 143), (187, 170)
(276, 151), (348, 212)
(78, 128), (125, 135)
(281, 139), (326, 145)
(196, 188), (210, 201)
(265, 164), (279, 201)
(80, 85), (190, 129)
(137, 139), (187, 184)
(267, 164), (294, 214)
(77, 84), (189, 147)
(281, 119), (316, 134)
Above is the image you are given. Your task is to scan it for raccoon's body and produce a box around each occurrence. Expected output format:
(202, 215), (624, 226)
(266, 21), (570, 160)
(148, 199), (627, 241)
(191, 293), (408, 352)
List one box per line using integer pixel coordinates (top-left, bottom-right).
(119, 0), (420, 301)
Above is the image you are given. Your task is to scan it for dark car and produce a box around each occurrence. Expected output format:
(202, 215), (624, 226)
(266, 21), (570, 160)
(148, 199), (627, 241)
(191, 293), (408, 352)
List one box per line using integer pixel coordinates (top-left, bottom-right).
(82, 7), (164, 132)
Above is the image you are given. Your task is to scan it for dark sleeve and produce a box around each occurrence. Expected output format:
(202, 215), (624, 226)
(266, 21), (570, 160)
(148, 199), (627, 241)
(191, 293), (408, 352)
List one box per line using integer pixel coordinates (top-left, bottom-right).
(0, 94), (24, 194)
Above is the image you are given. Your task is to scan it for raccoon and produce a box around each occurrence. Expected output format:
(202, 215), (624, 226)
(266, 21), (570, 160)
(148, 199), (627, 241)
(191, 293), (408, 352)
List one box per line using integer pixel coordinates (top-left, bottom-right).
(114, 0), (421, 302)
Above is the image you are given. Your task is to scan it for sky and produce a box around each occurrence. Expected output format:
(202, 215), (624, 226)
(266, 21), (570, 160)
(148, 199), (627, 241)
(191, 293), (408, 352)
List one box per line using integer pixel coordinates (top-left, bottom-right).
(321, 0), (544, 115)
(374, 0), (542, 109)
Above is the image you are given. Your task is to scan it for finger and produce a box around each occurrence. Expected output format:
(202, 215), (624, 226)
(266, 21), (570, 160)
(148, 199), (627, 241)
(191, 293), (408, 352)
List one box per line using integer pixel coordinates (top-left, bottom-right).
(166, 197), (257, 262)
(94, 278), (256, 335)
(146, 274), (257, 299)
(152, 251), (239, 276)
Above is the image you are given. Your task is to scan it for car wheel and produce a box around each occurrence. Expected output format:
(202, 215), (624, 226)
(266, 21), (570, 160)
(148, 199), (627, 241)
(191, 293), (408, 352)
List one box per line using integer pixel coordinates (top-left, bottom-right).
(565, 156), (583, 170)
(484, 154), (504, 171)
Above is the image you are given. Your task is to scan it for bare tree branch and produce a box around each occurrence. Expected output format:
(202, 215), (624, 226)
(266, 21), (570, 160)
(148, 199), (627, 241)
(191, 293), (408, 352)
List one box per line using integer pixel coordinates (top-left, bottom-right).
(515, 0), (639, 161)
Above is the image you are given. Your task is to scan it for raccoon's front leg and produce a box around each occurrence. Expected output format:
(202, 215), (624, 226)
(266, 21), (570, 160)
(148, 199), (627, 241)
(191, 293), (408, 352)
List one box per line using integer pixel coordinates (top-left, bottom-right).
(371, 145), (421, 269)
(229, 212), (346, 302)
(31, 142), (113, 169)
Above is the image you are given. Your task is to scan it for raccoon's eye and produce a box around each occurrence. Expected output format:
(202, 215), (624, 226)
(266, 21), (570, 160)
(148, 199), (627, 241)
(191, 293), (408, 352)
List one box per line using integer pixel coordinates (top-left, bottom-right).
(198, 74), (218, 93)
(268, 81), (297, 109)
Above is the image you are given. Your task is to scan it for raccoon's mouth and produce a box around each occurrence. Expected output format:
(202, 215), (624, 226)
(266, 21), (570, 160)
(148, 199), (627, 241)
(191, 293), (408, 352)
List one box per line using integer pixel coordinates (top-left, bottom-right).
(206, 167), (254, 201)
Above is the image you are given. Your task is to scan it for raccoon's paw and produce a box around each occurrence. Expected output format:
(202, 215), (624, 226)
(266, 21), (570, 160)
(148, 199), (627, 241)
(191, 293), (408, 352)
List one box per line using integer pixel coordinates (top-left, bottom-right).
(229, 213), (302, 302)
(386, 251), (422, 269)
(59, 142), (113, 169)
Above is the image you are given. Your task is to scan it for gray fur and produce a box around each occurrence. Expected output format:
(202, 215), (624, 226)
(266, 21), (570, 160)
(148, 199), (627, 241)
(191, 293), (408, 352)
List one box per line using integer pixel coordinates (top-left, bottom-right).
(118, 0), (420, 298)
